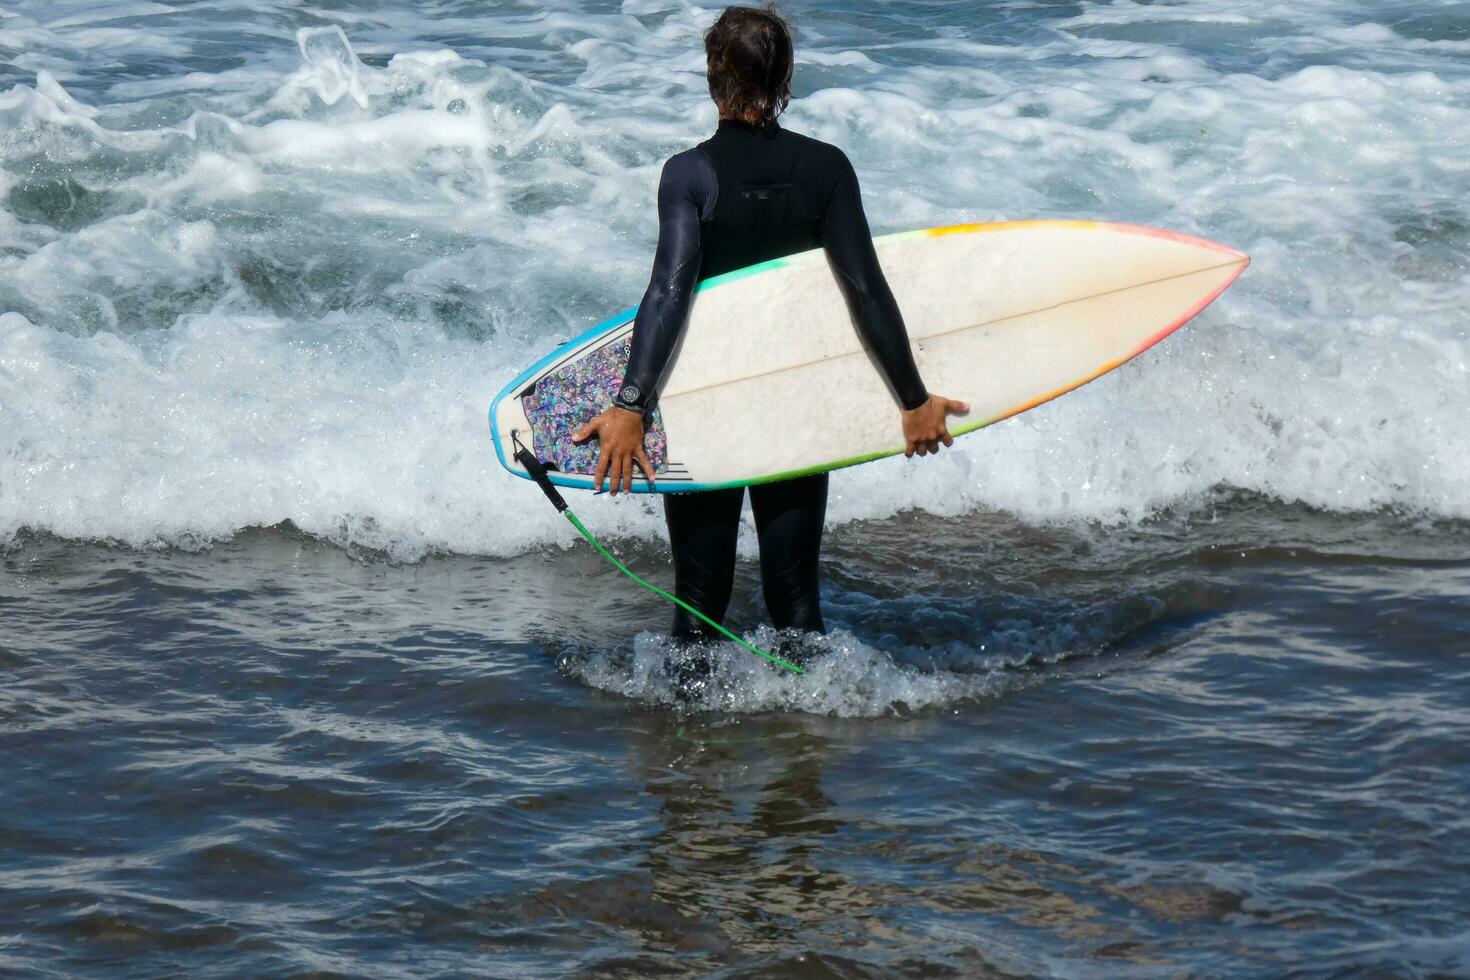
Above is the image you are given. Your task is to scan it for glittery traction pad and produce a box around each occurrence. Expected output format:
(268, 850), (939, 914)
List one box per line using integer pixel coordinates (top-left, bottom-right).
(520, 333), (668, 476)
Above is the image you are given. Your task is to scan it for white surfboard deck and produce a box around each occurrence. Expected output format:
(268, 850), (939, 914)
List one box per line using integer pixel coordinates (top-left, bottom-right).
(489, 219), (1248, 493)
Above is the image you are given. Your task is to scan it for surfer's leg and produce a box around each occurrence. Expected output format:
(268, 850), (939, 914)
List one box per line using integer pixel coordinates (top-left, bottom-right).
(663, 487), (745, 639)
(751, 473), (828, 634)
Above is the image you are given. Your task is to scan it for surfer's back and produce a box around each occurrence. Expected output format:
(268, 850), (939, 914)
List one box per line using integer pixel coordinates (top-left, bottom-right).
(681, 120), (861, 280)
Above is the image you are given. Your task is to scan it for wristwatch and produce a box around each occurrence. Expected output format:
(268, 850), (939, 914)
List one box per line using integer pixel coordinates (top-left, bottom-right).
(613, 382), (651, 415)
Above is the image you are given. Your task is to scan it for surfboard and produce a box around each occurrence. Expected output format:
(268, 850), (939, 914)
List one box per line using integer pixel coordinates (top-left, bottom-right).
(488, 219), (1247, 493)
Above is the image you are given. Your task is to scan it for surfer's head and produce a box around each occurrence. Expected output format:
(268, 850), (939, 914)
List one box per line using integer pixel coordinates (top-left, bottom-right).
(705, 5), (794, 129)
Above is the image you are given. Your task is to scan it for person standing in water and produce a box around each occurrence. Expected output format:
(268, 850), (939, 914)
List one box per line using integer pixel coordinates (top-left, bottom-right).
(573, 4), (966, 667)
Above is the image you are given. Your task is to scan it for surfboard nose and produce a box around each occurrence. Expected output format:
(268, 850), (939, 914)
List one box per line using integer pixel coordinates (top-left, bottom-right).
(1108, 220), (1249, 266)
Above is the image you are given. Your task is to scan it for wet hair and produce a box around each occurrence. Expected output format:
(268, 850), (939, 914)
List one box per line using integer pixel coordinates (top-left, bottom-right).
(704, 5), (795, 128)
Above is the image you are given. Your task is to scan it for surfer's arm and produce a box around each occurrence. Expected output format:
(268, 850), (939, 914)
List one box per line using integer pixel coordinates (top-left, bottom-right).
(819, 150), (930, 412)
(617, 148), (716, 410)
(573, 149), (713, 494)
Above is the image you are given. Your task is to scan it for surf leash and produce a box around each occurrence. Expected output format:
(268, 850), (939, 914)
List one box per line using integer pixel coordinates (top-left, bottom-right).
(511, 433), (805, 675)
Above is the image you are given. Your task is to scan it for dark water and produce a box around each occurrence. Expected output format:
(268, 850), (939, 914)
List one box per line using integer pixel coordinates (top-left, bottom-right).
(5, 498), (1469, 976)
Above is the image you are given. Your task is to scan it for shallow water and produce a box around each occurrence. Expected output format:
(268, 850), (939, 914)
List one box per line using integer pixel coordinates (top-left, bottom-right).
(5, 500), (1470, 975)
(3, 0), (1470, 975)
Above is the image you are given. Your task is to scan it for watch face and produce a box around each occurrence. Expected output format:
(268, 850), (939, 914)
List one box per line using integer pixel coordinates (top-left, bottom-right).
(619, 384), (641, 405)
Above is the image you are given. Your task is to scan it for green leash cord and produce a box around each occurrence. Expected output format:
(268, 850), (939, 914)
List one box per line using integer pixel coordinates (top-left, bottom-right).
(564, 510), (803, 673)
(513, 434), (804, 676)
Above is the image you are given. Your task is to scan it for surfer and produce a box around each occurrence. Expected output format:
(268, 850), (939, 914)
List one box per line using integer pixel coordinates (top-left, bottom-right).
(573, 4), (966, 667)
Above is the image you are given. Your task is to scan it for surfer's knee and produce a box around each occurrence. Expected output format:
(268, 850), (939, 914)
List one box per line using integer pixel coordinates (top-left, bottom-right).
(760, 560), (824, 633)
(670, 576), (734, 639)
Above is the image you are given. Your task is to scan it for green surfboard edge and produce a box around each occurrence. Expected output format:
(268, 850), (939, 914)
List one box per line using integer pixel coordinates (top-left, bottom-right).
(684, 415), (997, 490)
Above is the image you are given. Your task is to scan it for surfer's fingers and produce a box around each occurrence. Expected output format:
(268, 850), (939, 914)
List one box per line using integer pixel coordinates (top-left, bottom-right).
(572, 417), (598, 443)
(620, 455), (635, 496)
(634, 447), (656, 487)
(904, 438), (916, 458)
(943, 398), (970, 415)
(593, 450), (610, 492)
(941, 429), (954, 447)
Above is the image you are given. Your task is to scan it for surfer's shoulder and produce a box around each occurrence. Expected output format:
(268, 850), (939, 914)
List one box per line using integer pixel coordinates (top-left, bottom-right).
(777, 128), (854, 187)
(777, 126), (833, 152)
(659, 146), (717, 218)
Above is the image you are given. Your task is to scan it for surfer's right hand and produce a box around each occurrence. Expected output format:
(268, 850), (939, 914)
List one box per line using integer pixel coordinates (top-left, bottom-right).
(572, 407), (657, 495)
(902, 395), (969, 458)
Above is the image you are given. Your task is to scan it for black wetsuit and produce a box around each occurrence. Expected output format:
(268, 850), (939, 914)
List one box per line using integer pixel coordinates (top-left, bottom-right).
(621, 118), (928, 641)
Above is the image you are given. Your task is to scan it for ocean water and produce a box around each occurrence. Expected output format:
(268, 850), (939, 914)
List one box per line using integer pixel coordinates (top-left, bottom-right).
(2, 0), (1468, 975)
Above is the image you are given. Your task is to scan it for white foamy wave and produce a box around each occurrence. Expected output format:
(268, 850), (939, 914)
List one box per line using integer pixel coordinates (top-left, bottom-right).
(563, 628), (1016, 719)
(1, 1), (1468, 557)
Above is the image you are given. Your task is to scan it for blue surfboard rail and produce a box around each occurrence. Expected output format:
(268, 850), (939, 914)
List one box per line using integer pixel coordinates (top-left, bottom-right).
(487, 303), (676, 494)
(487, 250), (808, 496)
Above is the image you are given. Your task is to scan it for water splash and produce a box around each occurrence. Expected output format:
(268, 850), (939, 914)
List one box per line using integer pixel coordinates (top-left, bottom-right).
(0, 1), (1467, 557)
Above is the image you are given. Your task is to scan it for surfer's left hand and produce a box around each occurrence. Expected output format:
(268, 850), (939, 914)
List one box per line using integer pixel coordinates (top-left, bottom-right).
(573, 408), (656, 495)
(902, 395), (969, 458)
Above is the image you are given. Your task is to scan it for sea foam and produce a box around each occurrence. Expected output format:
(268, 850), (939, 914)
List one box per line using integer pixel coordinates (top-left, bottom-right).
(1, 1), (1467, 558)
